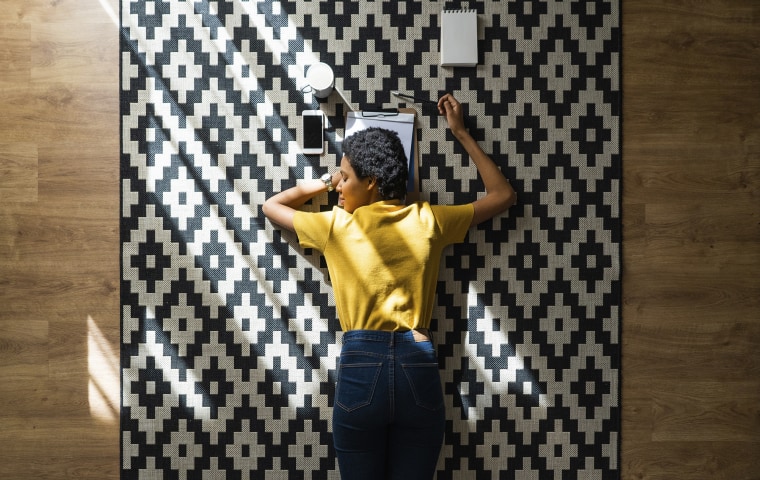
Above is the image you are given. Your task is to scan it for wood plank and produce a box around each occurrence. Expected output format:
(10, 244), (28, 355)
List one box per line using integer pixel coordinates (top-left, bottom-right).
(623, 321), (760, 382)
(623, 441), (760, 480)
(0, 22), (31, 84)
(649, 381), (760, 443)
(2, 0), (116, 25)
(0, 142), (38, 203)
(30, 21), (118, 84)
(0, 320), (49, 378)
(0, 83), (118, 146)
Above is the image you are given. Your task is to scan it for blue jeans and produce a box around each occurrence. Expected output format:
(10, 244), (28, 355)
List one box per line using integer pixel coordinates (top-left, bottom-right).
(332, 330), (445, 480)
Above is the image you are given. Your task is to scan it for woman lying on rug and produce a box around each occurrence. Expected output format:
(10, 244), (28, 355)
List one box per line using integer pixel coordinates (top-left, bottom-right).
(262, 93), (516, 480)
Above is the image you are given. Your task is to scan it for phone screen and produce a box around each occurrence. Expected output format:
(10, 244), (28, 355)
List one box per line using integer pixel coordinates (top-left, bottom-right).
(303, 115), (323, 149)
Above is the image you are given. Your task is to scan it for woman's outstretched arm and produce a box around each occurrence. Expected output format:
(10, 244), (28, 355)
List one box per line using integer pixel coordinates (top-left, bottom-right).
(438, 93), (516, 226)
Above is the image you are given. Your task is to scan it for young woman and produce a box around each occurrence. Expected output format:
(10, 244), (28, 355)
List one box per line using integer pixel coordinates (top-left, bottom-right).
(262, 93), (516, 479)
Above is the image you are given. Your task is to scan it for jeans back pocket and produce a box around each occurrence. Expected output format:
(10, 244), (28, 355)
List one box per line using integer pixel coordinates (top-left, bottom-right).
(402, 363), (444, 411)
(336, 360), (383, 412)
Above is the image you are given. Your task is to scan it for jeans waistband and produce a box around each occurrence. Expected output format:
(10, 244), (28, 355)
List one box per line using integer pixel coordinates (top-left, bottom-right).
(342, 329), (432, 344)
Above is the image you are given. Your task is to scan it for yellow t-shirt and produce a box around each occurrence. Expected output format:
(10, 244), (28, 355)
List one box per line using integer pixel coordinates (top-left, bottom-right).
(293, 200), (474, 332)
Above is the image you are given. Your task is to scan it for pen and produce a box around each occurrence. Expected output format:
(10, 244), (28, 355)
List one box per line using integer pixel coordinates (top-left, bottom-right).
(391, 90), (435, 104)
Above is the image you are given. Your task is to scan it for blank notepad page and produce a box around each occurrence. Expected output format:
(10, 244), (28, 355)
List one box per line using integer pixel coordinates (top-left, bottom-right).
(440, 9), (478, 67)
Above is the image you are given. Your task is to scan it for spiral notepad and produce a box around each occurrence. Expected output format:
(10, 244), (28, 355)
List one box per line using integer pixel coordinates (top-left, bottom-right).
(440, 9), (478, 66)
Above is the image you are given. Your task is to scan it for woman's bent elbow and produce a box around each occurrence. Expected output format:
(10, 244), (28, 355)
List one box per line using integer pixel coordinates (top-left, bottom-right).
(261, 199), (273, 219)
(503, 188), (517, 211)
(471, 187), (517, 226)
(494, 186), (517, 214)
(261, 199), (296, 232)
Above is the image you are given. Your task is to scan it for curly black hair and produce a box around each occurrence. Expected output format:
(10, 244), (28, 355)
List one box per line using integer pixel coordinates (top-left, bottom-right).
(342, 127), (408, 201)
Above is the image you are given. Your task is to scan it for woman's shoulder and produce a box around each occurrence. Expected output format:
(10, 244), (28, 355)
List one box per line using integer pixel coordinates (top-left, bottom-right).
(421, 201), (474, 214)
(407, 201), (474, 228)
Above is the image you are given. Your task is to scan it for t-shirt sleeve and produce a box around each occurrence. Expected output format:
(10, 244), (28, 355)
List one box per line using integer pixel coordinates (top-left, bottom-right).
(431, 203), (474, 245)
(292, 209), (335, 251)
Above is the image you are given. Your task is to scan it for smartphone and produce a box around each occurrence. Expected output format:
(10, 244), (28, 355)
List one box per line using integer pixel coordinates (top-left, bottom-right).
(302, 110), (324, 155)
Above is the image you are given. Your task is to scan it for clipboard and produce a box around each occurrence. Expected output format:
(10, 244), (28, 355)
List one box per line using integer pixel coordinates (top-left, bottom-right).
(344, 108), (420, 203)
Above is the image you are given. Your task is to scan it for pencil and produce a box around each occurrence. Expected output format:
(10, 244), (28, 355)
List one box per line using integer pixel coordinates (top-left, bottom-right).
(391, 90), (435, 104)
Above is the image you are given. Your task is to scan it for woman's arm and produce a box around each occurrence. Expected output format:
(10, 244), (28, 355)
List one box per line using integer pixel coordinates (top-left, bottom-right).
(438, 93), (516, 226)
(262, 171), (341, 232)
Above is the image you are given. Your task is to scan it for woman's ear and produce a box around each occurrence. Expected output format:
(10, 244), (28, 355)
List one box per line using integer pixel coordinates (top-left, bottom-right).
(364, 176), (382, 203)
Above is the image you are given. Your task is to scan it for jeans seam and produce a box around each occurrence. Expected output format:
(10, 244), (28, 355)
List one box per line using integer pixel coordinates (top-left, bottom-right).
(389, 342), (395, 421)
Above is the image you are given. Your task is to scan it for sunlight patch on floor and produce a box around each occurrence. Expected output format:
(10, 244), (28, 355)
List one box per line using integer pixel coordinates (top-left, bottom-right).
(96, 0), (119, 27)
(88, 315), (120, 423)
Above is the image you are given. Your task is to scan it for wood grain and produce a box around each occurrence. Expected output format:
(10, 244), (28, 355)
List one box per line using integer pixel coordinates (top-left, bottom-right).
(0, 143), (38, 202)
(0, 0), (758, 479)
(622, 1), (760, 479)
(0, 1), (120, 479)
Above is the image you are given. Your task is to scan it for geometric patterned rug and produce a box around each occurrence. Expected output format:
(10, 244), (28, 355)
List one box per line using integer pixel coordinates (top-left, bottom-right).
(120, 1), (620, 478)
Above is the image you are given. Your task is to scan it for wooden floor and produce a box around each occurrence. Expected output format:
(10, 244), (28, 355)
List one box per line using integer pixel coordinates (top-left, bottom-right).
(1, 0), (758, 478)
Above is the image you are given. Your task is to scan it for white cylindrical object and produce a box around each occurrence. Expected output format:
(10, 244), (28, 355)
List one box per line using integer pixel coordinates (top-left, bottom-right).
(306, 62), (335, 98)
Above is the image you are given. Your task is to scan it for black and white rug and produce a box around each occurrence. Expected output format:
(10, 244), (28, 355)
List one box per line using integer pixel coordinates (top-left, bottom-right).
(121, 1), (621, 478)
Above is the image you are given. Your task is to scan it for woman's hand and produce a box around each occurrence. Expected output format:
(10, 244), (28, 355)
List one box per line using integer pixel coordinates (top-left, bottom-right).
(437, 93), (467, 138)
